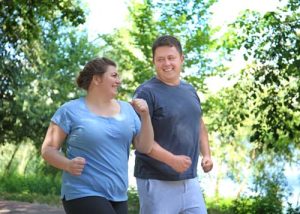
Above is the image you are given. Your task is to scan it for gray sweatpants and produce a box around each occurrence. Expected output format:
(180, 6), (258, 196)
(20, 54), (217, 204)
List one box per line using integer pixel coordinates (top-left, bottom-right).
(136, 178), (207, 214)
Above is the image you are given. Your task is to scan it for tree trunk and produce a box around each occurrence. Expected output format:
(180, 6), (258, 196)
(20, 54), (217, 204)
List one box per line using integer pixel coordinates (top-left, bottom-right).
(4, 144), (21, 175)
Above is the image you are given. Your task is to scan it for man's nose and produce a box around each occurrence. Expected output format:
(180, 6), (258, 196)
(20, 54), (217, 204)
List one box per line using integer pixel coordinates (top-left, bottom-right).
(163, 59), (171, 65)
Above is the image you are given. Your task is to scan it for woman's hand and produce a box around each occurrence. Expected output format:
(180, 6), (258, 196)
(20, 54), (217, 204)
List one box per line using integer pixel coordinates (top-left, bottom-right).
(66, 157), (86, 176)
(131, 98), (149, 117)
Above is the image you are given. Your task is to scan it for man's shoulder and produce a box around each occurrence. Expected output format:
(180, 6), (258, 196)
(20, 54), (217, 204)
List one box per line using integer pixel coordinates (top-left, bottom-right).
(180, 80), (197, 92)
(136, 77), (158, 91)
(140, 77), (157, 86)
(180, 79), (194, 87)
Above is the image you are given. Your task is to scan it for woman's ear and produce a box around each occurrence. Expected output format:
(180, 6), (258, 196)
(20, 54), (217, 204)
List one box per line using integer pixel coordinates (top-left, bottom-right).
(92, 75), (102, 85)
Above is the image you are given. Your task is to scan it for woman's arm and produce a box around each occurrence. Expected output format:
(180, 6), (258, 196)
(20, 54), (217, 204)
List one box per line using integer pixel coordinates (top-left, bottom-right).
(132, 99), (154, 154)
(41, 122), (86, 176)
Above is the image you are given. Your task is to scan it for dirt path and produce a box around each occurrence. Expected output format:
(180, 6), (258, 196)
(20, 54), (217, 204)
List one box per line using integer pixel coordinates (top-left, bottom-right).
(0, 200), (64, 214)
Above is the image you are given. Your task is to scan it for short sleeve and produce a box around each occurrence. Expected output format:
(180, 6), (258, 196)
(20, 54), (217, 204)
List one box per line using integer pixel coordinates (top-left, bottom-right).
(134, 88), (154, 118)
(193, 90), (202, 117)
(131, 106), (141, 136)
(51, 106), (71, 134)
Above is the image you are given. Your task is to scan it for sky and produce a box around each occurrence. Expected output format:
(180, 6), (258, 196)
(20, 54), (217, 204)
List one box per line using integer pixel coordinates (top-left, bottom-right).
(83, 0), (285, 40)
(83, 0), (129, 39)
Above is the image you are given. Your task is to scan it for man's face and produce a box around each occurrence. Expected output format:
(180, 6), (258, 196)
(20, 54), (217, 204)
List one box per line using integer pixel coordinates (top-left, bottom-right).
(153, 46), (184, 85)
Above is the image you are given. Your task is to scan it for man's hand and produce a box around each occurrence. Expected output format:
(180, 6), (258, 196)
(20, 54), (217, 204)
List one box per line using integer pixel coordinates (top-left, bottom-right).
(168, 155), (192, 173)
(201, 156), (213, 173)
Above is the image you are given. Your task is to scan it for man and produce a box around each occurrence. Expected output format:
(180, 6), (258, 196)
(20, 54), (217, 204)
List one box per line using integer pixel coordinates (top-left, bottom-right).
(134, 35), (213, 214)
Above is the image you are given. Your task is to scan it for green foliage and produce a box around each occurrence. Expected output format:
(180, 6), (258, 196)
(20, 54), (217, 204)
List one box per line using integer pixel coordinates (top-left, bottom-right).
(222, 0), (300, 155)
(0, 143), (140, 212)
(286, 203), (300, 214)
(0, 1), (100, 147)
(0, 173), (60, 195)
(154, 0), (218, 74)
(201, 1), (299, 209)
(128, 187), (139, 214)
(0, 0), (85, 99)
(129, 0), (158, 60)
(206, 197), (233, 214)
(97, 0), (220, 97)
(230, 195), (283, 214)
(0, 192), (61, 206)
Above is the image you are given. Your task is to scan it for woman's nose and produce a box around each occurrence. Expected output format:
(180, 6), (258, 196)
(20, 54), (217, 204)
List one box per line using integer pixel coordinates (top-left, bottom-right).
(116, 77), (121, 84)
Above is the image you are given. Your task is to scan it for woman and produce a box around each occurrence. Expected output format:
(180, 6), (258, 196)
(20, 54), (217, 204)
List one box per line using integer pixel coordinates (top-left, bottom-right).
(41, 57), (153, 214)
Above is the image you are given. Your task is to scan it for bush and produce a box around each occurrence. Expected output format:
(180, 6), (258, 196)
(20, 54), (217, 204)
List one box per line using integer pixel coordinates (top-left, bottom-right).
(0, 173), (61, 195)
(128, 187), (139, 214)
(206, 197), (234, 214)
(230, 195), (283, 214)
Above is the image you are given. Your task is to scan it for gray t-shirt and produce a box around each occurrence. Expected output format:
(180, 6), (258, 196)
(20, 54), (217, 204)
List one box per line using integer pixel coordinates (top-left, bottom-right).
(134, 77), (202, 181)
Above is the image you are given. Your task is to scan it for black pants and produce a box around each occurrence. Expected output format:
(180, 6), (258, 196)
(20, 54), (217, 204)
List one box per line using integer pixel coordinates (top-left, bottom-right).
(62, 196), (128, 214)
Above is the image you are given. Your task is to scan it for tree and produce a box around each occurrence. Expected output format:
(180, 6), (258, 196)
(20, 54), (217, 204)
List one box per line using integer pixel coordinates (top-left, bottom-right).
(96, 0), (218, 98)
(0, 0), (85, 100)
(221, 0), (300, 157)
(0, 1), (100, 147)
(203, 0), (299, 207)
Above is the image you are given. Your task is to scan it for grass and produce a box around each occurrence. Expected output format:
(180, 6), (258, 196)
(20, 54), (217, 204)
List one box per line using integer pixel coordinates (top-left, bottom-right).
(0, 173), (140, 213)
(0, 192), (62, 207)
(0, 173), (62, 206)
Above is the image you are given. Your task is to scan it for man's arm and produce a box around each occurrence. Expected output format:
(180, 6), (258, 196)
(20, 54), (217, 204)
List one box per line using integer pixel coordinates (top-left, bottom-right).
(147, 142), (192, 173)
(199, 118), (213, 172)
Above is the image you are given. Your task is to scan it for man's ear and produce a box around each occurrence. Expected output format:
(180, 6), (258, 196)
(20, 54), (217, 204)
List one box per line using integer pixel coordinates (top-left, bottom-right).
(180, 54), (185, 63)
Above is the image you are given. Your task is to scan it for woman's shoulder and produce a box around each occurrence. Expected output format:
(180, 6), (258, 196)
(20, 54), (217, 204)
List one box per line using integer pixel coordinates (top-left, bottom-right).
(59, 97), (83, 110)
(118, 100), (131, 108)
(118, 100), (136, 113)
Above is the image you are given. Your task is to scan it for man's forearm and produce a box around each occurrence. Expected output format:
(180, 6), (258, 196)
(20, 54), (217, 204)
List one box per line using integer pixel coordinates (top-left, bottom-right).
(148, 141), (174, 166)
(199, 118), (211, 157)
(147, 142), (192, 173)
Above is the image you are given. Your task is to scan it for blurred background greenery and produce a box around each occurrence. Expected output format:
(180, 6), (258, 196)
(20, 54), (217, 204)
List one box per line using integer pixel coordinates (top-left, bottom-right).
(0, 0), (299, 213)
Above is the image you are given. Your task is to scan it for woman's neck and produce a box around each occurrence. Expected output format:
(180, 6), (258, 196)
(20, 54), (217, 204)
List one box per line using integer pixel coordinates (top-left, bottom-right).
(85, 93), (119, 117)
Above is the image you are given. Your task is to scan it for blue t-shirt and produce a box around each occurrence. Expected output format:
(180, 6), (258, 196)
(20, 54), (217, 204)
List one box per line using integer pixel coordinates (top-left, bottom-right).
(134, 77), (202, 181)
(51, 97), (141, 201)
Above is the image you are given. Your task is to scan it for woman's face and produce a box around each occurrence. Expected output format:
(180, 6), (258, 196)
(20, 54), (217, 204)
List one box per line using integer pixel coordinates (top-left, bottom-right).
(98, 65), (121, 97)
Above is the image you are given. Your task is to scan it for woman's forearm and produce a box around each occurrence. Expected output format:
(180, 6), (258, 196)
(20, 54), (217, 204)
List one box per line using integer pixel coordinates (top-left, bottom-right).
(135, 114), (154, 154)
(41, 146), (70, 171)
